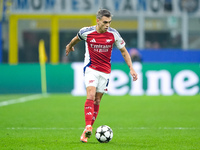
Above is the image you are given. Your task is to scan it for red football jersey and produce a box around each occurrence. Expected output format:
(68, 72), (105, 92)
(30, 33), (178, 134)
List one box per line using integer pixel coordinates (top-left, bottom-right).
(78, 26), (125, 74)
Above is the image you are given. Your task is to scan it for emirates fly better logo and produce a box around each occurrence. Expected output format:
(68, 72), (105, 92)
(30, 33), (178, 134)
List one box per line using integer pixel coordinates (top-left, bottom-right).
(90, 44), (112, 52)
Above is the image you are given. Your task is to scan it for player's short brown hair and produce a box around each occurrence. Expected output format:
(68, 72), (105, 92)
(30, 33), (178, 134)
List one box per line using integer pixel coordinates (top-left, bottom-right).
(96, 9), (112, 19)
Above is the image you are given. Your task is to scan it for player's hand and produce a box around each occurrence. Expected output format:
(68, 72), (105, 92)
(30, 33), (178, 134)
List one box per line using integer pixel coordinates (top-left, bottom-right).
(66, 44), (75, 56)
(130, 69), (138, 81)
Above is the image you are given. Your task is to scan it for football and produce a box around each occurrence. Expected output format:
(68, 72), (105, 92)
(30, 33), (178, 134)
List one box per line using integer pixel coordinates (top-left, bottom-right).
(95, 125), (113, 143)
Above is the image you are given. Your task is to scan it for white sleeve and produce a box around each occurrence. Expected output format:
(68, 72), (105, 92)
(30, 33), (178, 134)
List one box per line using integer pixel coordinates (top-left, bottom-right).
(113, 30), (126, 49)
(77, 27), (88, 41)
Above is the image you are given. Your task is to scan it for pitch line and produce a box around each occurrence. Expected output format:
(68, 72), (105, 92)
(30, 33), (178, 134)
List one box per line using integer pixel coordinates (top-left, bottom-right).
(0, 94), (49, 107)
(5, 127), (199, 130)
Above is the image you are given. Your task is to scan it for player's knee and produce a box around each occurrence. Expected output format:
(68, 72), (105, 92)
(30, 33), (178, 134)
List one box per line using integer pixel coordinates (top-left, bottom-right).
(94, 96), (101, 105)
(94, 92), (103, 105)
(94, 98), (101, 105)
(86, 87), (96, 100)
(87, 92), (96, 100)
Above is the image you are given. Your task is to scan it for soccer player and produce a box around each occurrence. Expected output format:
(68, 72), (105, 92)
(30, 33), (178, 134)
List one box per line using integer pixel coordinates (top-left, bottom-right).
(66, 9), (138, 143)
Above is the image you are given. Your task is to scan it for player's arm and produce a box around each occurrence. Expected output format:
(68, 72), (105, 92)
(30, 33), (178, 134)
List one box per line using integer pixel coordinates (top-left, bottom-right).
(120, 46), (138, 81)
(66, 35), (81, 56)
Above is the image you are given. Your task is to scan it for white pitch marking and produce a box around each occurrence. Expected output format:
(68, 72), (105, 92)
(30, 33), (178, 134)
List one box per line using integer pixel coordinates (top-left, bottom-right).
(0, 94), (49, 107)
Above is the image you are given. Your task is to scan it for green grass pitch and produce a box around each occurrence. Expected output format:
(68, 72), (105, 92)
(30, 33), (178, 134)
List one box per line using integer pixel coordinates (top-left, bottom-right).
(0, 94), (200, 150)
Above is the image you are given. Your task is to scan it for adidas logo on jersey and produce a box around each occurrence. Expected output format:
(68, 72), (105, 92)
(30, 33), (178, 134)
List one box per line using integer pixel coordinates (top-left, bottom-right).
(90, 38), (96, 43)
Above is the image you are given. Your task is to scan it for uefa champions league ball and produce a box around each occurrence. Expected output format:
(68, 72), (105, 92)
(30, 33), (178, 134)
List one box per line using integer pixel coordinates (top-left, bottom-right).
(95, 125), (113, 143)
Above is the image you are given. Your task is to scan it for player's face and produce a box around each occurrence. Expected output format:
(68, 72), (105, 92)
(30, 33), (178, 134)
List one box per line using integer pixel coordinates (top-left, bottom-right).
(97, 16), (112, 33)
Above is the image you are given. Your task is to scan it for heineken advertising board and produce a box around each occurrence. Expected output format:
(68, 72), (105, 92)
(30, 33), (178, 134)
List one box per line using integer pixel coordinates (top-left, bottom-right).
(72, 62), (200, 96)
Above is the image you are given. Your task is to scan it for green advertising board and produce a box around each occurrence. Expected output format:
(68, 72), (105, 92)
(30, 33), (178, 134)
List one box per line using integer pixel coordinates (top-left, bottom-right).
(0, 64), (74, 94)
(0, 63), (199, 95)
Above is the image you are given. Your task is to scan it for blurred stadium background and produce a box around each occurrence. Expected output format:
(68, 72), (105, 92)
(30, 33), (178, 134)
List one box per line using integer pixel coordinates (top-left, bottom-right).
(0, 0), (199, 95)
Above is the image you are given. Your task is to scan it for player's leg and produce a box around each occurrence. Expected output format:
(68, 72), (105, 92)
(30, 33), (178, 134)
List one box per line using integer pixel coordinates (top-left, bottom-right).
(91, 92), (103, 126)
(84, 67), (98, 127)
